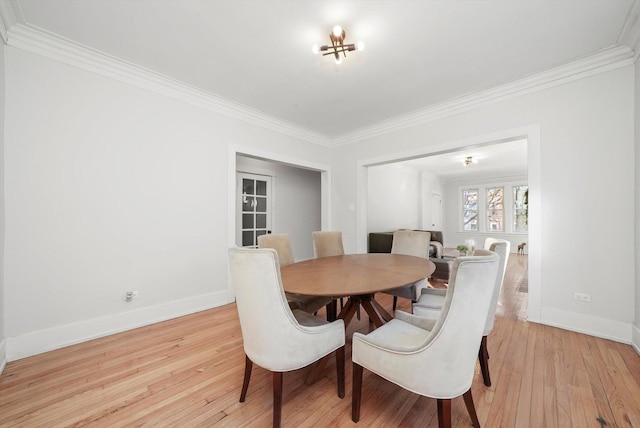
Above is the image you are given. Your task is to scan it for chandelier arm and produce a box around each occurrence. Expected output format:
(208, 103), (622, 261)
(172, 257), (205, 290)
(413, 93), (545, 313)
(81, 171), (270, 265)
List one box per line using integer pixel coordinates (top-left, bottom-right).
(321, 45), (356, 56)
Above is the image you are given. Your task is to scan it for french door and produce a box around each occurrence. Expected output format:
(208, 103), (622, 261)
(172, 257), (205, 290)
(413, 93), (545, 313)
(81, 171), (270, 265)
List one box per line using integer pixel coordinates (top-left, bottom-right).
(236, 173), (272, 248)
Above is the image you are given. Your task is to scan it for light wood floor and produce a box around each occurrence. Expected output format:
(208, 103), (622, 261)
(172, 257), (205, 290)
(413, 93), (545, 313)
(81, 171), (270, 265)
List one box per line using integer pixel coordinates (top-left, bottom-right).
(2, 255), (640, 427)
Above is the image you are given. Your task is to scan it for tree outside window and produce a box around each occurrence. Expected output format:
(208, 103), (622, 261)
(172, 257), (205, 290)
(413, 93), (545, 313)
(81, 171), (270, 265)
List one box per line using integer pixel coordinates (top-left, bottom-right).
(486, 187), (504, 231)
(513, 185), (528, 232)
(462, 189), (478, 231)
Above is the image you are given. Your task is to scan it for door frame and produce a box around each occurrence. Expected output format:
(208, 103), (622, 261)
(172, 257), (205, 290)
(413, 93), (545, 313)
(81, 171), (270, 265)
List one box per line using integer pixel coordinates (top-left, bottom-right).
(227, 144), (332, 249)
(355, 124), (541, 323)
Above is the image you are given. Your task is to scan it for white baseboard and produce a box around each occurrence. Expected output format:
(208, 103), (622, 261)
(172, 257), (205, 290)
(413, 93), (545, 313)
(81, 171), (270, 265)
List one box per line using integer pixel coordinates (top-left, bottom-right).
(541, 307), (632, 344)
(6, 290), (235, 362)
(0, 338), (7, 375)
(632, 323), (640, 356)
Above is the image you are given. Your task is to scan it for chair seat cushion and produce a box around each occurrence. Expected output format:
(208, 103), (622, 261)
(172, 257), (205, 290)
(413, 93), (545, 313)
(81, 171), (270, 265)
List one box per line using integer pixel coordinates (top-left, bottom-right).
(286, 293), (333, 313)
(292, 309), (329, 327)
(412, 293), (446, 319)
(358, 318), (431, 352)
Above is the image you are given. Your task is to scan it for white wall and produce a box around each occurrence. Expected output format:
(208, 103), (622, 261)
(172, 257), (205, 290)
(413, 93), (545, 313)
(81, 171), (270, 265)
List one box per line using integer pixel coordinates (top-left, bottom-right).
(0, 38), (6, 371)
(3, 47), (330, 360)
(367, 164), (421, 233)
(421, 173), (445, 231)
(635, 55), (640, 353)
(443, 174), (528, 251)
(236, 156), (321, 261)
(332, 65), (635, 344)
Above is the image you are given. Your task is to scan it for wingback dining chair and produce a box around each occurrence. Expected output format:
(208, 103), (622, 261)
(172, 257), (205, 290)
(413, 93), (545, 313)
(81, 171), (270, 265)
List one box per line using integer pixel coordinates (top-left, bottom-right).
(382, 230), (431, 311)
(351, 251), (499, 428)
(312, 231), (356, 320)
(258, 233), (335, 319)
(412, 238), (511, 386)
(228, 247), (346, 428)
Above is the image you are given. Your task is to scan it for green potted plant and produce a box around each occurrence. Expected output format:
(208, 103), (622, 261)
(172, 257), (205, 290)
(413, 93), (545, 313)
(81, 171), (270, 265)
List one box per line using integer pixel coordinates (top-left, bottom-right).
(456, 244), (469, 256)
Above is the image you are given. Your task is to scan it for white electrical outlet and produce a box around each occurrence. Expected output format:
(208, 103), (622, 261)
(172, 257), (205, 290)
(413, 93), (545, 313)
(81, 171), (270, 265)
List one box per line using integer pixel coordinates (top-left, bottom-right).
(573, 292), (591, 302)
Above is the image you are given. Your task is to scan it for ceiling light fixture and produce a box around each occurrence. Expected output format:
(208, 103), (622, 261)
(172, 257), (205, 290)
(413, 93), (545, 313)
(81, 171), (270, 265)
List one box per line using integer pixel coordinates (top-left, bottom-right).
(312, 25), (364, 64)
(463, 156), (478, 166)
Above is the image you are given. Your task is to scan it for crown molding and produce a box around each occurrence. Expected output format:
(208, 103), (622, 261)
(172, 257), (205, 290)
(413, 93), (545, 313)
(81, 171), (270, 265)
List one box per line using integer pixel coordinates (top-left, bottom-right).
(2, 18), (635, 149)
(332, 45), (634, 146)
(618, 0), (640, 62)
(5, 23), (332, 147)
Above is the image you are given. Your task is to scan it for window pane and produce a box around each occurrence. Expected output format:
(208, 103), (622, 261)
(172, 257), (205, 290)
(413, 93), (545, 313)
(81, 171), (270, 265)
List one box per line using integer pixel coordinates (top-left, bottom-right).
(486, 187), (504, 232)
(242, 231), (254, 247)
(242, 179), (254, 195)
(256, 180), (267, 196)
(256, 213), (266, 228)
(462, 189), (478, 231)
(256, 196), (267, 212)
(242, 196), (255, 212)
(242, 213), (254, 229)
(513, 185), (529, 232)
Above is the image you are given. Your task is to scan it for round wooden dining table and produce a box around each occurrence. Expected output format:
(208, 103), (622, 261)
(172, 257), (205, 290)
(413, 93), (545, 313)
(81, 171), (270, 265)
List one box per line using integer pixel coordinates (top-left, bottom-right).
(280, 253), (435, 328)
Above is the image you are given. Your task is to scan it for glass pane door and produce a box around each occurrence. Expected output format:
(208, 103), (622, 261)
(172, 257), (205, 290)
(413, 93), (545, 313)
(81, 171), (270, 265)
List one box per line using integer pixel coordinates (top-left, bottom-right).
(237, 173), (272, 248)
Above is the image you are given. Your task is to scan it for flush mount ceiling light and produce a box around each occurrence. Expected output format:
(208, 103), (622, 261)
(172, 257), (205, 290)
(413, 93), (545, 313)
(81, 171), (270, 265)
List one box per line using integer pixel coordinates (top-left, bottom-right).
(463, 156), (478, 166)
(312, 25), (364, 64)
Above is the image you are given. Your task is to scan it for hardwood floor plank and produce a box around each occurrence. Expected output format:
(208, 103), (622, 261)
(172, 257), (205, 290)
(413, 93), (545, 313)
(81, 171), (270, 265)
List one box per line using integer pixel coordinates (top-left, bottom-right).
(1, 255), (640, 427)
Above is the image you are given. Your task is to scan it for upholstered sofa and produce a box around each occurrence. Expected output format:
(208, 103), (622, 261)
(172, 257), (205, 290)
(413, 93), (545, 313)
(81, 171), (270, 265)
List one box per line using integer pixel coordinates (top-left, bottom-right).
(368, 230), (453, 280)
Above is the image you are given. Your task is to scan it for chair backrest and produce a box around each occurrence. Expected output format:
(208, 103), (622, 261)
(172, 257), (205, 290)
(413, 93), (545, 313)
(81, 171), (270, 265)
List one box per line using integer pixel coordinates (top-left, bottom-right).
(482, 238), (511, 335)
(399, 251), (499, 398)
(312, 231), (345, 258)
(228, 247), (320, 371)
(390, 230), (431, 259)
(257, 233), (294, 267)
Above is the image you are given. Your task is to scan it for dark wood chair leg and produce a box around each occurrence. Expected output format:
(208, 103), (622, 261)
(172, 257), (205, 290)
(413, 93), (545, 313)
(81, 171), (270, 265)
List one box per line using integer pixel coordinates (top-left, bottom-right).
(478, 335), (491, 386)
(351, 363), (363, 422)
(239, 355), (252, 402)
(463, 389), (481, 428)
(326, 300), (337, 322)
(336, 346), (345, 398)
(437, 398), (451, 428)
(392, 295), (398, 311)
(273, 371), (283, 428)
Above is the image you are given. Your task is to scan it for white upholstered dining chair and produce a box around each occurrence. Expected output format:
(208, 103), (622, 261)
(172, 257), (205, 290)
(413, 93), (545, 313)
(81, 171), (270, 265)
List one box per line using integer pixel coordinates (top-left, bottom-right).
(412, 238), (511, 386)
(382, 230), (431, 311)
(351, 251), (499, 428)
(228, 247), (346, 428)
(258, 233), (334, 318)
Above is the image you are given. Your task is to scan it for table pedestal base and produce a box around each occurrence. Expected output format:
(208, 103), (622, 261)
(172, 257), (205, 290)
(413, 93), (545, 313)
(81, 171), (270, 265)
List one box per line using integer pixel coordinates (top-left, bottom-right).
(304, 294), (393, 386)
(338, 294), (393, 328)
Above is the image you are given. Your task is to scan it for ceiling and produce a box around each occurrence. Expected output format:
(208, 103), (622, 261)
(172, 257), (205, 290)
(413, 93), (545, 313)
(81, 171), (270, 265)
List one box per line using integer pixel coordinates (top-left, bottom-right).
(1, 0), (638, 178)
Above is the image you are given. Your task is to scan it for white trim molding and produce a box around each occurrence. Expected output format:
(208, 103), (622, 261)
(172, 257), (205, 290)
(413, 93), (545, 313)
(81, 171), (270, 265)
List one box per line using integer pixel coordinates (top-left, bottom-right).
(633, 324), (640, 356)
(542, 307), (633, 345)
(0, 9), (635, 147)
(334, 46), (634, 146)
(0, 339), (6, 374)
(4, 23), (332, 147)
(6, 290), (234, 361)
(618, 0), (640, 62)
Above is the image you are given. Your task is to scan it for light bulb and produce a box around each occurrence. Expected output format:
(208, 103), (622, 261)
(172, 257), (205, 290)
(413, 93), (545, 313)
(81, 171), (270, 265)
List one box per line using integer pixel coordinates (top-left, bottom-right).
(312, 44), (320, 54)
(332, 25), (343, 38)
(335, 56), (343, 65)
(356, 41), (365, 51)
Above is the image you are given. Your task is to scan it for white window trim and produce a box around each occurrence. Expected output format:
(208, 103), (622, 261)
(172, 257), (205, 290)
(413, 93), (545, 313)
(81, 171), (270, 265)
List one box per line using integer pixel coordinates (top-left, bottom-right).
(458, 181), (528, 234)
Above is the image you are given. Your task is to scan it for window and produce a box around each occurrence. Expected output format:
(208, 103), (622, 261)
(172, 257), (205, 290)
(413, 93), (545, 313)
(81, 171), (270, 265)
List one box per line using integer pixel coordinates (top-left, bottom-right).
(459, 181), (528, 234)
(513, 185), (528, 232)
(486, 187), (504, 231)
(462, 189), (478, 231)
